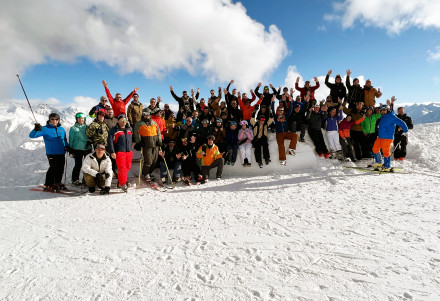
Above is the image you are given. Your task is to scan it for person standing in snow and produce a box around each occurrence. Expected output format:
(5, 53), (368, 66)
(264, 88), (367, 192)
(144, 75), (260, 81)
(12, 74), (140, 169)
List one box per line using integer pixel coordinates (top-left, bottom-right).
(361, 106), (381, 157)
(127, 93), (143, 127)
(393, 105), (413, 160)
(102, 80), (139, 117)
(338, 113), (365, 162)
(371, 103), (408, 171)
(69, 112), (91, 186)
(255, 82), (277, 109)
(295, 76), (320, 101)
(238, 120), (254, 167)
(345, 69), (364, 109)
(107, 114), (133, 192)
(322, 105), (344, 160)
(306, 104), (331, 158)
(363, 79), (382, 108)
(86, 110), (109, 148)
(29, 112), (69, 192)
(82, 143), (112, 194)
(325, 70), (347, 107)
(250, 109), (273, 167)
(88, 96), (111, 118)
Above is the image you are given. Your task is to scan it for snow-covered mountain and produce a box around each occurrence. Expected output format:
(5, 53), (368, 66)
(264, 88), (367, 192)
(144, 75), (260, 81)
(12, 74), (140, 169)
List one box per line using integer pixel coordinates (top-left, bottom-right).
(401, 103), (440, 124)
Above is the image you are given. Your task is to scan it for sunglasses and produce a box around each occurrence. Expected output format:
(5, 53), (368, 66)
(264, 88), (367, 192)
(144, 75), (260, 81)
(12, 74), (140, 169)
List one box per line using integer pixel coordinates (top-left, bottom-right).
(119, 118), (127, 122)
(50, 118), (59, 121)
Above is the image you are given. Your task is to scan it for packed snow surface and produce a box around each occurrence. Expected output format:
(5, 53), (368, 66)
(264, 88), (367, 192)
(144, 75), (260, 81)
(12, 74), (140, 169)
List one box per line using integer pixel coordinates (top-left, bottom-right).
(1, 103), (439, 300)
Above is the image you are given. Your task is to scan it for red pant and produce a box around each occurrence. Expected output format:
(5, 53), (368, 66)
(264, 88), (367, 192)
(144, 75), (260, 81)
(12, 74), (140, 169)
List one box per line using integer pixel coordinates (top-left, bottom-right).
(372, 138), (393, 157)
(116, 151), (133, 186)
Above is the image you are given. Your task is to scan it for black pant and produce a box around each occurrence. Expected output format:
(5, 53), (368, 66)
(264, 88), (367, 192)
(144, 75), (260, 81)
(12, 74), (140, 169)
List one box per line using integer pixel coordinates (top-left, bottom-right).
(201, 158), (224, 178)
(71, 149), (90, 182)
(308, 129), (329, 155)
(394, 134), (408, 158)
(253, 136), (270, 163)
(182, 158), (201, 178)
(289, 121), (307, 139)
(340, 137), (356, 160)
(362, 133), (377, 157)
(350, 130), (364, 160)
(45, 154), (65, 186)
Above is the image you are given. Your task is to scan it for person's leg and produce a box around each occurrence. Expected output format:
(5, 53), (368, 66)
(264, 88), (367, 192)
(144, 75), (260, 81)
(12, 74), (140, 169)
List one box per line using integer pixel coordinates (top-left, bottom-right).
(159, 162), (167, 179)
(287, 132), (299, 150)
(231, 144), (238, 163)
(54, 154), (65, 184)
(83, 173), (96, 190)
(142, 148), (153, 176)
(173, 162), (182, 178)
(254, 140), (262, 163)
(372, 137), (384, 164)
(262, 137), (270, 160)
(381, 139), (394, 168)
(71, 149), (81, 182)
(276, 133), (286, 161)
(245, 143), (252, 163)
(299, 123), (307, 140)
(239, 144), (246, 164)
(316, 130), (329, 154)
(326, 131), (337, 152)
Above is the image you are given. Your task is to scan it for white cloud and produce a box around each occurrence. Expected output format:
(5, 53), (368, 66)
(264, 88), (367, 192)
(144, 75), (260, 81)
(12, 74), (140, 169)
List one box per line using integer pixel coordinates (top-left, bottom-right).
(8, 97), (62, 107)
(428, 46), (440, 61)
(327, 0), (440, 34)
(1, 0), (287, 97)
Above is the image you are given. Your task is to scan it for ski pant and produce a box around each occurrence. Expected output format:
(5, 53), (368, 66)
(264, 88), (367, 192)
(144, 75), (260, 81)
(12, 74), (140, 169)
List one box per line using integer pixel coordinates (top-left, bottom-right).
(142, 147), (158, 176)
(239, 143), (252, 164)
(326, 131), (341, 152)
(339, 137), (356, 160)
(116, 151), (133, 186)
(226, 143), (238, 163)
(289, 121), (307, 139)
(45, 154), (65, 186)
(373, 138), (393, 168)
(84, 173), (106, 189)
(362, 133), (377, 158)
(393, 134), (408, 159)
(201, 158), (224, 178)
(160, 161), (182, 179)
(308, 129), (329, 155)
(71, 149), (90, 182)
(182, 158), (201, 178)
(276, 132), (298, 161)
(350, 130), (364, 160)
(253, 136), (270, 163)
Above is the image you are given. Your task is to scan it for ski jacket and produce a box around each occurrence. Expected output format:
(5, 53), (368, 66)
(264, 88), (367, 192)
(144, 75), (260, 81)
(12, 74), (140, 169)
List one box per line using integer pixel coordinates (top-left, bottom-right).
(104, 117), (118, 131)
(86, 120), (109, 146)
(196, 144), (222, 166)
(227, 105), (243, 123)
(104, 86), (136, 117)
(133, 118), (161, 147)
(82, 152), (112, 187)
(159, 145), (181, 165)
(212, 126), (226, 144)
(171, 90), (198, 111)
(197, 125), (213, 140)
(255, 86), (277, 108)
(306, 110), (325, 130)
(29, 123), (68, 155)
(339, 117), (365, 138)
(363, 86), (381, 108)
(225, 83), (238, 107)
(164, 118), (179, 140)
(295, 82), (320, 101)
(88, 103), (110, 118)
(250, 115), (273, 139)
(362, 114), (381, 134)
(395, 114), (414, 132)
(377, 112), (408, 140)
(69, 122), (90, 151)
(178, 123), (195, 140)
(107, 125), (133, 153)
(345, 76), (364, 108)
(127, 101), (143, 126)
(238, 128), (254, 145)
(271, 100), (294, 133)
(323, 109), (343, 131)
(226, 128), (239, 145)
(238, 94), (260, 120)
(151, 115), (165, 140)
(325, 74), (347, 103)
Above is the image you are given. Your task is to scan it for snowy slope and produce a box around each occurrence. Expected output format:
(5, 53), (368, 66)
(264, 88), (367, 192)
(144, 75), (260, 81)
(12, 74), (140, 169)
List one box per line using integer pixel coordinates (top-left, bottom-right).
(0, 103), (440, 300)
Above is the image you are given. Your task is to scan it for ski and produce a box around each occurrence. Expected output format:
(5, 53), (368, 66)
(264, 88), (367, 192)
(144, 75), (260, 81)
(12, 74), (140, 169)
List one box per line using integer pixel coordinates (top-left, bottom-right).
(30, 185), (85, 196)
(342, 166), (408, 174)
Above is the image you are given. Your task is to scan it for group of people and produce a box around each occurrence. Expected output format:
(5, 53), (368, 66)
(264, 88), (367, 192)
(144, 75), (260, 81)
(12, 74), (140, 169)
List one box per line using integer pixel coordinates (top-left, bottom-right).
(29, 71), (413, 193)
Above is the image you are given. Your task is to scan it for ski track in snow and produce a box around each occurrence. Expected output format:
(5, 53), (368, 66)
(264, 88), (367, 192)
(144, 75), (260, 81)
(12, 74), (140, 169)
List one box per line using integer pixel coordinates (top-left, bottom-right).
(0, 104), (440, 300)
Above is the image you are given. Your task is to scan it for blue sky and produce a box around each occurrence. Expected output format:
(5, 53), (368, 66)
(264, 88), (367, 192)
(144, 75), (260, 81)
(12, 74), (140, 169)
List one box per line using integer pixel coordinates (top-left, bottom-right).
(6, 0), (440, 110)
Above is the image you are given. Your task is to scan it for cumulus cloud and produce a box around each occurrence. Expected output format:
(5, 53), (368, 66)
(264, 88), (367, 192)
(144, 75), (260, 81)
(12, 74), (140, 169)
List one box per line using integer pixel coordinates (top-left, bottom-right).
(428, 46), (440, 61)
(1, 0), (287, 98)
(327, 0), (440, 34)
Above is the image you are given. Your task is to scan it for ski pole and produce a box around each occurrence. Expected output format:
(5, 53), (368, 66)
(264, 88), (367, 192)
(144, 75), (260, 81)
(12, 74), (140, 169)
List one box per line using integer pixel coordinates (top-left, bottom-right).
(160, 147), (173, 186)
(16, 74), (38, 123)
(138, 147), (143, 189)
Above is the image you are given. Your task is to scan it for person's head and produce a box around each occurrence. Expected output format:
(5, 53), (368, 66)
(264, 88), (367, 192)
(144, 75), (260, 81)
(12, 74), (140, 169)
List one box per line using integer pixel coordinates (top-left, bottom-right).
(263, 86), (269, 94)
(203, 107), (209, 114)
(346, 114), (352, 122)
(142, 110), (151, 120)
(185, 116), (193, 125)
(220, 101), (226, 108)
(365, 79), (372, 87)
(221, 112), (228, 119)
(216, 118), (222, 126)
(75, 112), (86, 124)
(314, 105), (320, 112)
(200, 98), (205, 105)
(294, 103), (301, 112)
(353, 78), (359, 85)
(117, 114), (127, 127)
(182, 91), (188, 99)
(379, 104), (390, 115)
(168, 140), (176, 149)
(326, 95), (333, 102)
(107, 109), (114, 118)
(242, 93), (248, 100)
(305, 81), (310, 87)
(181, 137), (188, 146)
(366, 106), (374, 116)
(258, 116), (266, 124)
(397, 107), (405, 115)
(115, 93), (122, 101)
(192, 110), (198, 118)
(356, 101), (364, 110)
(207, 135), (215, 145)
(329, 107), (337, 117)
(335, 75), (342, 83)
(245, 99), (251, 106)
(230, 121), (237, 130)
(164, 104), (170, 111)
(276, 106), (285, 116)
(100, 96), (108, 105)
(133, 93), (139, 102)
(96, 110), (106, 122)
(201, 119), (209, 127)
(48, 112), (60, 126)
(240, 120), (248, 129)
(190, 134), (197, 143)
(231, 100), (237, 107)
(150, 98), (156, 107)
(184, 103), (190, 111)
(95, 144), (106, 159)
(210, 89), (215, 96)
(232, 88), (237, 95)
(169, 112), (175, 120)
(296, 96), (301, 102)
(283, 87), (289, 94)
(260, 105), (267, 112)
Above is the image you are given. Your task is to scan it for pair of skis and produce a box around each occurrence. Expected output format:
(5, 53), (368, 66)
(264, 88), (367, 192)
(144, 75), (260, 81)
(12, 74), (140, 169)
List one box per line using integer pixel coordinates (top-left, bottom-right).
(342, 165), (408, 174)
(29, 185), (87, 196)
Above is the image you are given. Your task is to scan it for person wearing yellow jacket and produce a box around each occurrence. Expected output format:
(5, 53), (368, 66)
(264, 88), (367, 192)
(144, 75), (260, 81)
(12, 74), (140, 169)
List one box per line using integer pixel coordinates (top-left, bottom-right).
(196, 135), (223, 183)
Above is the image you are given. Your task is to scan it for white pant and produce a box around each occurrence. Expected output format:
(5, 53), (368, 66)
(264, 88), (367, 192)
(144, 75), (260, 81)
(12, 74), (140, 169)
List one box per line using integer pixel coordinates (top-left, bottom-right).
(239, 143), (252, 164)
(326, 131), (341, 152)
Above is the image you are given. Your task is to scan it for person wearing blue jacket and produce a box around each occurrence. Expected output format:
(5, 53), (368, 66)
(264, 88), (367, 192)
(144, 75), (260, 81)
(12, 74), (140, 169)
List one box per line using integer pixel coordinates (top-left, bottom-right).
(29, 113), (69, 192)
(372, 104), (408, 170)
(271, 95), (297, 165)
(69, 112), (91, 186)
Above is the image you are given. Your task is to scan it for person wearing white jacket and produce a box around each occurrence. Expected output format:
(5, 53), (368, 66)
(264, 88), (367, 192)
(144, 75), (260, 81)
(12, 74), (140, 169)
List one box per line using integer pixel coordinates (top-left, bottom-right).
(238, 120), (254, 166)
(82, 144), (113, 194)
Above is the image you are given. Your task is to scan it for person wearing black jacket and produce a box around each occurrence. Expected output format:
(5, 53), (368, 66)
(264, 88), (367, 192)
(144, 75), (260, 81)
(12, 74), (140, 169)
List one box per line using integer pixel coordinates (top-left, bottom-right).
(345, 69), (364, 109)
(225, 80), (238, 107)
(255, 82), (277, 109)
(394, 106), (413, 160)
(325, 70), (347, 107)
(227, 99), (243, 123)
(180, 135), (202, 184)
(288, 102), (308, 142)
(170, 85), (198, 112)
(306, 105), (331, 158)
(158, 139), (182, 183)
(178, 117), (196, 140)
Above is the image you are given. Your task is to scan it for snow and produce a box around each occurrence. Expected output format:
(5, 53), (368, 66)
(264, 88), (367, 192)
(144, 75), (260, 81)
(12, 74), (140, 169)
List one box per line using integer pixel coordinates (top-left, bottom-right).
(1, 103), (440, 300)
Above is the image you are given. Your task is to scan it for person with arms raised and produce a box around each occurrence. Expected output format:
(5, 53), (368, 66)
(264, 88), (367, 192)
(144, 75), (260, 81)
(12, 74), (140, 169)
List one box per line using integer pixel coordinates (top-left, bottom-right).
(102, 80), (138, 117)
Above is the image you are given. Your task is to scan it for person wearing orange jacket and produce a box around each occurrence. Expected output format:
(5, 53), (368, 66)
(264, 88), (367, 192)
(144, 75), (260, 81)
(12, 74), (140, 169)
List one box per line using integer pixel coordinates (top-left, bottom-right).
(151, 107), (166, 140)
(102, 80), (138, 117)
(196, 135), (223, 183)
(237, 91), (260, 122)
(338, 114), (365, 162)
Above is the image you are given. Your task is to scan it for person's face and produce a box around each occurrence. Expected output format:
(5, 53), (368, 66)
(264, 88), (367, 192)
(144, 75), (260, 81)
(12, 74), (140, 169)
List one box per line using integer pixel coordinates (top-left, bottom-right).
(294, 106), (300, 112)
(200, 99), (205, 105)
(216, 121), (222, 127)
(367, 108), (373, 116)
(77, 117), (85, 125)
(220, 102), (225, 108)
(283, 89), (288, 94)
(231, 101), (237, 107)
(150, 99), (156, 106)
(133, 95), (139, 102)
(277, 108), (284, 115)
(186, 118), (192, 124)
(232, 89), (237, 95)
(143, 114), (151, 120)
(356, 102), (363, 110)
(164, 105), (170, 111)
(335, 78), (341, 83)
(261, 107), (266, 112)
(182, 92), (188, 98)
(208, 138), (214, 145)
(118, 117), (127, 127)
(259, 119), (265, 124)
(314, 106), (320, 112)
(50, 116), (60, 126)
(380, 108), (388, 115)
(242, 93), (247, 100)
(230, 124), (236, 130)
(353, 79), (359, 85)
(115, 94), (122, 101)
(182, 140), (188, 146)
(241, 123), (246, 129)
(305, 81), (310, 87)
(98, 114), (105, 122)
(96, 147), (105, 158)
(330, 109), (336, 117)
(107, 110), (114, 118)
(203, 122), (208, 127)
(190, 136), (196, 143)
(100, 98), (107, 105)
(366, 80), (371, 87)
(398, 108), (404, 115)
(192, 111), (198, 118)
(346, 116), (352, 122)
(210, 90), (215, 96)
(169, 141), (175, 148)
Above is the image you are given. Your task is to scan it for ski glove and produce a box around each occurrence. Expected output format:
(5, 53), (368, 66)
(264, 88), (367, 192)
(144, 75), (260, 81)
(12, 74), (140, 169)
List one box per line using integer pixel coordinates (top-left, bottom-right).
(100, 186), (110, 195)
(34, 123), (42, 132)
(105, 173), (111, 179)
(95, 173), (104, 184)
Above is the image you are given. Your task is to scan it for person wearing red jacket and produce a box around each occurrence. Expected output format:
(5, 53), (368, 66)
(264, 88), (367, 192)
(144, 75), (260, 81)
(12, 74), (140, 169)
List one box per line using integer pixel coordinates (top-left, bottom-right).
(102, 80), (138, 117)
(295, 77), (320, 101)
(151, 107), (166, 140)
(338, 114), (365, 162)
(237, 91), (261, 121)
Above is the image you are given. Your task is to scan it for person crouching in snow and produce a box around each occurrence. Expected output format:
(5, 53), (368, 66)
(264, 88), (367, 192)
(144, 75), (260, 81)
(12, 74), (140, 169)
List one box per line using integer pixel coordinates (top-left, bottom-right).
(82, 144), (112, 194)
(29, 112), (69, 192)
(238, 120), (254, 166)
(107, 114), (133, 192)
(322, 105), (344, 160)
(271, 95), (298, 165)
(158, 139), (182, 183)
(196, 135), (223, 183)
(338, 113), (365, 162)
(371, 104), (408, 171)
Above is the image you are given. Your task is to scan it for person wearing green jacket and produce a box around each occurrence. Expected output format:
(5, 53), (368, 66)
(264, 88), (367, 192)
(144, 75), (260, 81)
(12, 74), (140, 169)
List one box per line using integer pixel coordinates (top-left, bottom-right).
(69, 112), (91, 185)
(361, 107), (381, 157)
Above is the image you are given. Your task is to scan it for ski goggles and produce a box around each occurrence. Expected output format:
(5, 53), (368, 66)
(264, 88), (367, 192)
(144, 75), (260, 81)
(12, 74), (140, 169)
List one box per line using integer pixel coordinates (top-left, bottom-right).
(76, 113), (86, 118)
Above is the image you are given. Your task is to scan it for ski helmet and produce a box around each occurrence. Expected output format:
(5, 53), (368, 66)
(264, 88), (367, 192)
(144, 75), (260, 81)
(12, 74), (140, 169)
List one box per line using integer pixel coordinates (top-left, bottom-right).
(75, 112), (86, 120)
(48, 112), (60, 120)
(379, 104), (390, 111)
